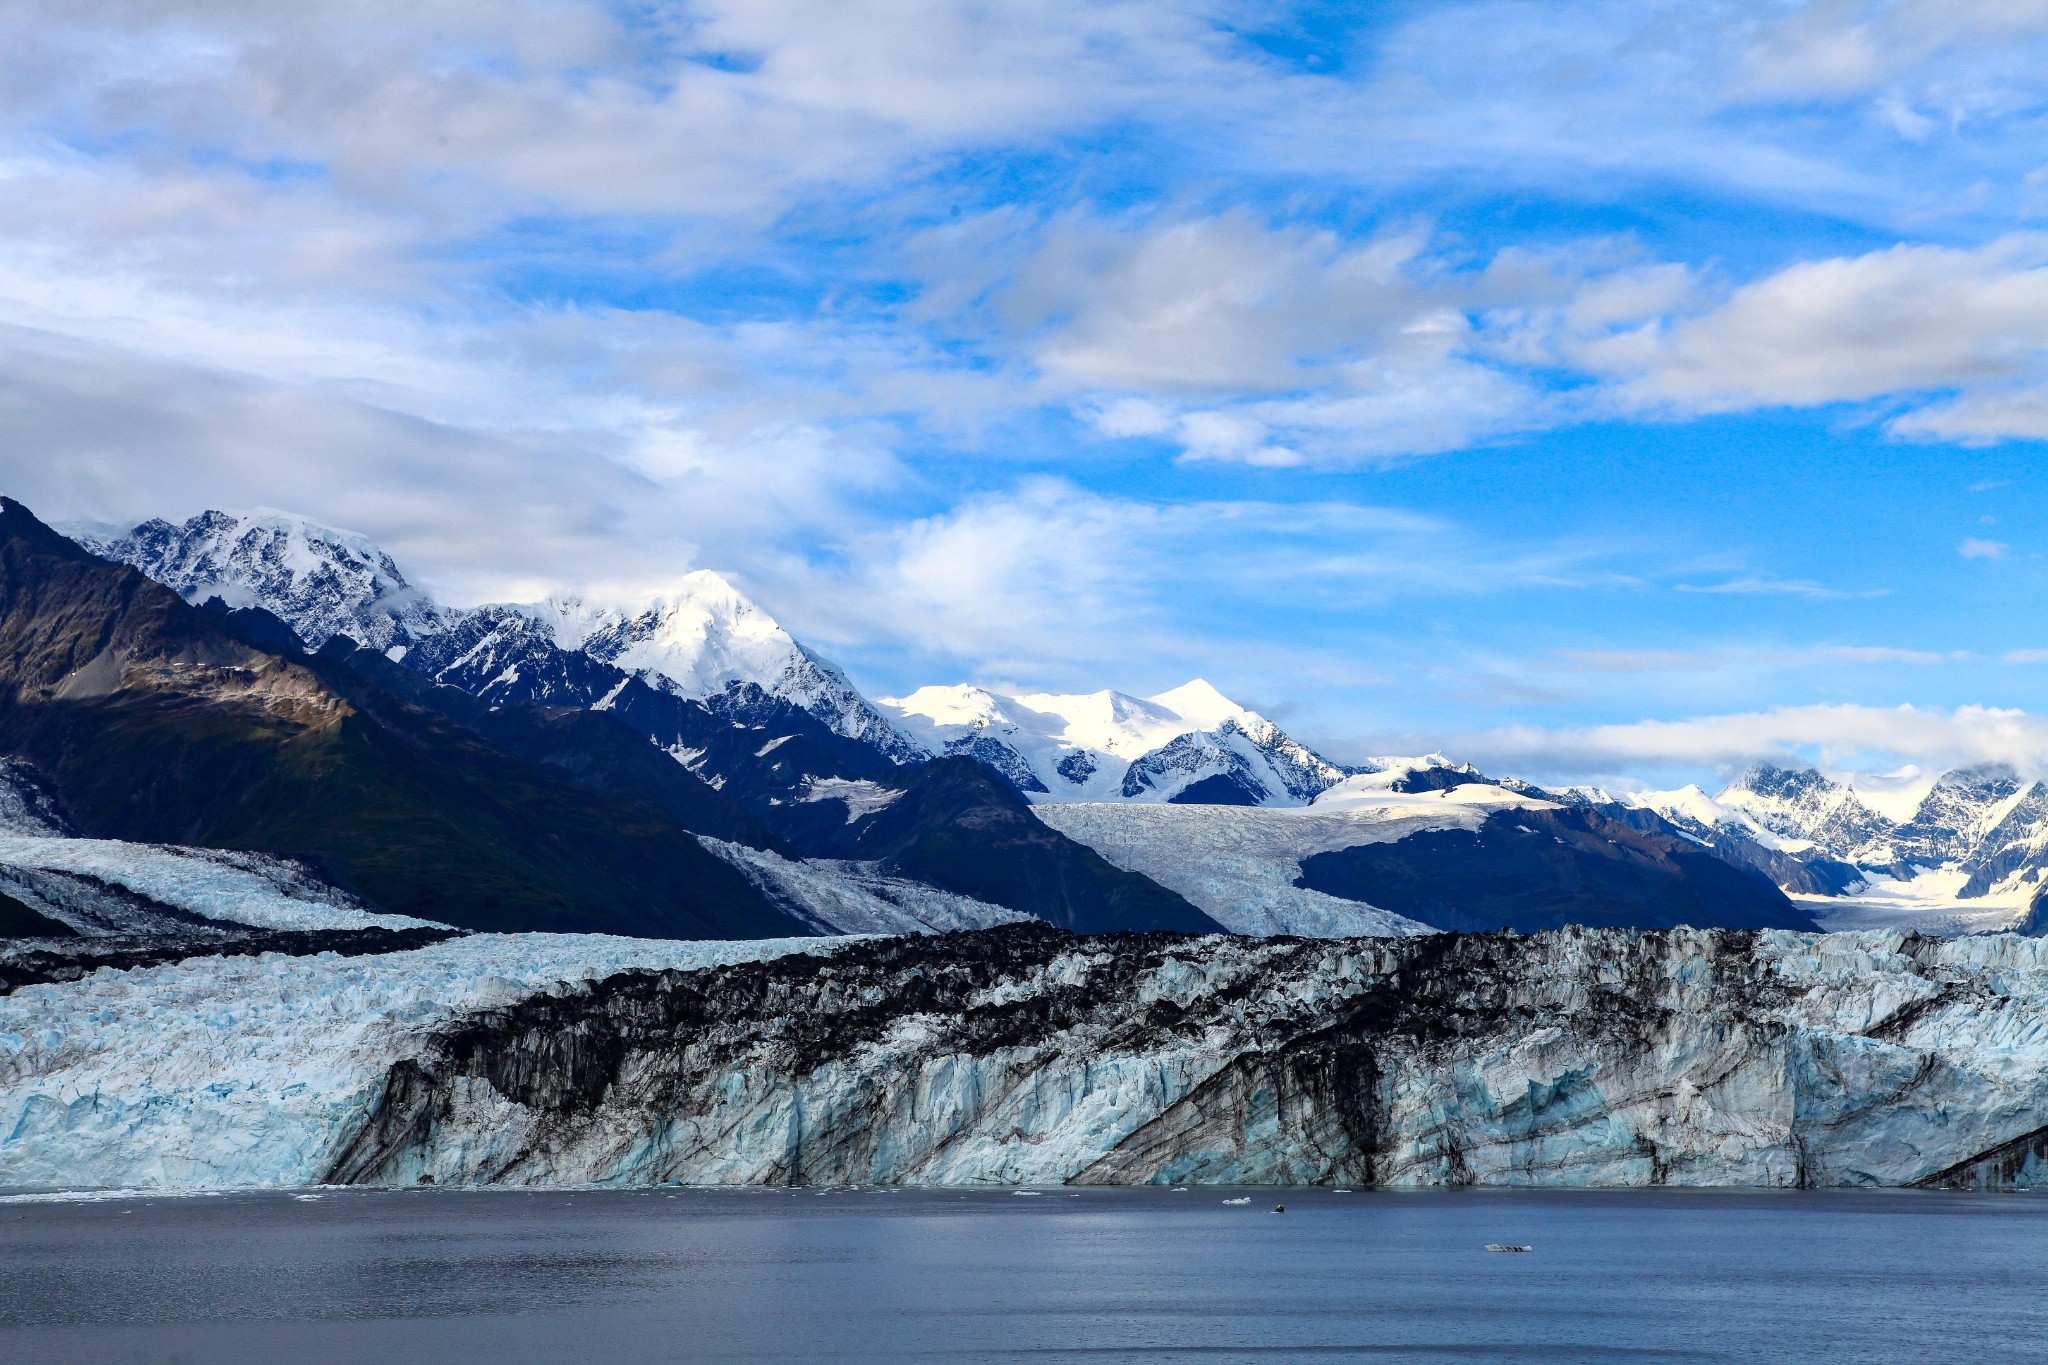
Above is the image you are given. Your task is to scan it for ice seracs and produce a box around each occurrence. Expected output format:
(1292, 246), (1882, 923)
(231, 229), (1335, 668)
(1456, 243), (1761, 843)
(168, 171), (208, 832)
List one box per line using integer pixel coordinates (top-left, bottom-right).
(20, 924), (2048, 1191)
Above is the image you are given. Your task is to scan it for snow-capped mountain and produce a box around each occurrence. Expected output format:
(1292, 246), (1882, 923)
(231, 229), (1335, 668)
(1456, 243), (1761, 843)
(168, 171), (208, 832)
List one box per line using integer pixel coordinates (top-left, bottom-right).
(877, 678), (1347, 805)
(69, 509), (449, 655)
(63, 501), (2048, 935)
(1549, 761), (2048, 930)
(76, 509), (924, 761)
(1712, 764), (1900, 863)
(567, 574), (924, 762)
(76, 506), (1355, 803)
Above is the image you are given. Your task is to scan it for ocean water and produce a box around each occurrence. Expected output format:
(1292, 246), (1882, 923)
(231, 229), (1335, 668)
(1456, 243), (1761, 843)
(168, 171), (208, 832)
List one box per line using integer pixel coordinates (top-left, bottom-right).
(2, 1187), (2045, 1363)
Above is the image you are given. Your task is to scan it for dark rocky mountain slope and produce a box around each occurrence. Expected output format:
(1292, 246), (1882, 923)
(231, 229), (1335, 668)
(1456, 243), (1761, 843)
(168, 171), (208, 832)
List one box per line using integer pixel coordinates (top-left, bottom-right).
(1295, 808), (1818, 934)
(0, 499), (805, 939)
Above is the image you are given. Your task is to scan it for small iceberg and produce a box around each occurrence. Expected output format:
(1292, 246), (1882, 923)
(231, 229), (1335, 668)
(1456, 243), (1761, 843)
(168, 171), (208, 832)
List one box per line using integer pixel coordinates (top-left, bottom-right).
(1222, 1197), (1251, 1206)
(1484, 1244), (1532, 1253)
(1012, 1190), (1043, 1197)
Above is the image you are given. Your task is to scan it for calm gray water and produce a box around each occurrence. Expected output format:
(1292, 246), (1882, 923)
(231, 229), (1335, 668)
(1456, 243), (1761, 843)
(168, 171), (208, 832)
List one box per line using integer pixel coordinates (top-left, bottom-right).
(3, 1187), (2046, 1363)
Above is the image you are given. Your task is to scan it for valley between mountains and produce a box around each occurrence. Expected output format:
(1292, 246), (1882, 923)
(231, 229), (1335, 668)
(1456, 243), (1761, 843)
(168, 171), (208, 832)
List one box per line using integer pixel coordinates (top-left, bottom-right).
(8, 498), (2048, 1193)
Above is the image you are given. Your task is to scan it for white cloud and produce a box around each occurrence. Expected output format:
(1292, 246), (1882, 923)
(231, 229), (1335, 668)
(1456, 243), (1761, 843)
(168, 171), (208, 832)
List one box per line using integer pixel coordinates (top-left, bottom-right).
(1739, 0), (2048, 101)
(1959, 536), (2010, 559)
(772, 479), (1645, 693)
(992, 213), (1558, 464)
(1585, 236), (2048, 414)
(0, 0), (1244, 221)
(1895, 387), (2048, 442)
(1021, 215), (1433, 393)
(1674, 575), (1889, 599)
(1454, 702), (2048, 788)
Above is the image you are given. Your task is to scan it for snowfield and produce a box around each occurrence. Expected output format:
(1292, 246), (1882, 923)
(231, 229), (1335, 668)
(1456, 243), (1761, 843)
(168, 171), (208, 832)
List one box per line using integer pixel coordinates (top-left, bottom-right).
(0, 933), (847, 1191)
(1797, 867), (2032, 936)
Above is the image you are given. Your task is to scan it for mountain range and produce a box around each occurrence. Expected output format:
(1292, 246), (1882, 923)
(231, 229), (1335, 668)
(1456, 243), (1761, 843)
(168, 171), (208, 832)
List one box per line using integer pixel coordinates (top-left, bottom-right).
(16, 498), (2048, 1200)
(0, 496), (2028, 948)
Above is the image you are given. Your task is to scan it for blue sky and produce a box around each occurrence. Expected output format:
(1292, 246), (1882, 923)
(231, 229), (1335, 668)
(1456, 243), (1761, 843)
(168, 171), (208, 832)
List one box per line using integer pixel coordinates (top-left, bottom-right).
(5, 0), (2048, 789)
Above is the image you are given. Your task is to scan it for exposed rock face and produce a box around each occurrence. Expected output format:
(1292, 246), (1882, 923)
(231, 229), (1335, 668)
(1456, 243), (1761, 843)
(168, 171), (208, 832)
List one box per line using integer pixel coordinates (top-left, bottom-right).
(1894, 765), (2027, 867)
(1719, 764), (1898, 863)
(326, 923), (2048, 1191)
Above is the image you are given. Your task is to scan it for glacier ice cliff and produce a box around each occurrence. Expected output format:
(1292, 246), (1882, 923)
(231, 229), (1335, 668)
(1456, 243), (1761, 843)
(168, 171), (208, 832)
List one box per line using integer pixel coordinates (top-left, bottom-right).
(12, 924), (2048, 1193)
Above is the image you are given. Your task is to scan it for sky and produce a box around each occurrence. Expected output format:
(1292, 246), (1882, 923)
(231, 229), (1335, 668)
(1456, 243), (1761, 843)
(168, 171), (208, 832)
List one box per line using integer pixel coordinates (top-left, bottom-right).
(5, 0), (2048, 793)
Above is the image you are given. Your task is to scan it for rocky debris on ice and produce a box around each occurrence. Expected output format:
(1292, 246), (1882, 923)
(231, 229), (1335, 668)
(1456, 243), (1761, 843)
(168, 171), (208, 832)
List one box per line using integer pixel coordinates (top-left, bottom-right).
(0, 926), (459, 997)
(299, 923), (2048, 1191)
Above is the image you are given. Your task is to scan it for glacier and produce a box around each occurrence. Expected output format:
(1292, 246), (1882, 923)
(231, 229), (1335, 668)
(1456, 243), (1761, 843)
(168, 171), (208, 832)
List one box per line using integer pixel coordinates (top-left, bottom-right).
(11, 924), (2048, 1193)
(0, 834), (437, 936)
(0, 934), (844, 1191)
(697, 837), (1031, 935)
(1030, 799), (1442, 937)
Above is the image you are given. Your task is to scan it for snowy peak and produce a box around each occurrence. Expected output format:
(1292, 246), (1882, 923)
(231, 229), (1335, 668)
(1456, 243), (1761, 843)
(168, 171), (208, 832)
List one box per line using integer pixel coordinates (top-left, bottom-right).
(72, 508), (447, 654)
(877, 678), (1347, 807)
(1716, 764), (1897, 860)
(1008, 687), (1205, 759)
(1143, 678), (1243, 730)
(885, 684), (1018, 731)
(79, 507), (922, 764)
(1894, 764), (2028, 864)
(568, 571), (922, 763)
(581, 570), (807, 699)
